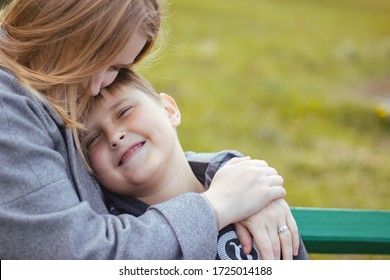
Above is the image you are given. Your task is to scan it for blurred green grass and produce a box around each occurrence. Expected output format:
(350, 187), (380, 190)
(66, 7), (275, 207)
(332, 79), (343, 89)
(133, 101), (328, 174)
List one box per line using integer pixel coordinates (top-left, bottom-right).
(139, 0), (390, 259)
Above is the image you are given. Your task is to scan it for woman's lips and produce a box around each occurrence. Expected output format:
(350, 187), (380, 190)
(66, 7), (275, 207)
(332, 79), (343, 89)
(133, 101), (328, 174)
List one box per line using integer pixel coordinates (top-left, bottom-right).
(118, 141), (145, 166)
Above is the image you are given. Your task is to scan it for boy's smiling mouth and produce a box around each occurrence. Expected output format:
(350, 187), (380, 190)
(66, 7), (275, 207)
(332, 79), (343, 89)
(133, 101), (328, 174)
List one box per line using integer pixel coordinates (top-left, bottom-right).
(118, 141), (146, 166)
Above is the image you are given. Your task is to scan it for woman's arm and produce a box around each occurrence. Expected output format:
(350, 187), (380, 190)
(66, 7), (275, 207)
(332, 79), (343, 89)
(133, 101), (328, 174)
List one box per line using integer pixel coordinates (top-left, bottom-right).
(235, 199), (308, 260)
(203, 157), (286, 229)
(0, 74), (217, 259)
(187, 150), (308, 260)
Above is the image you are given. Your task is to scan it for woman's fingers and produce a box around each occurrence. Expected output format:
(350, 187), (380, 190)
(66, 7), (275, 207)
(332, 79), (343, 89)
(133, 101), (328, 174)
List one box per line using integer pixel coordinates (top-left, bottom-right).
(225, 157), (268, 167)
(237, 198), (300, 260)
(266, 174), (284, 187)
(286, 215), (300, 256)
(278, 225), (293, 260)
(205, 158), (286, 228)
(268, 225), (282, 260)
(261, 185), (286, 202)
(250, 226), (275, 260)
(234, 223), (253, 255)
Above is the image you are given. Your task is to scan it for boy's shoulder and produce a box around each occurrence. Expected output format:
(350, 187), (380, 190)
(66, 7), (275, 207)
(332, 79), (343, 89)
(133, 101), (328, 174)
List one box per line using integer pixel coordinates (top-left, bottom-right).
(186, 150), (243, 166)
(186, 150), (243, 187)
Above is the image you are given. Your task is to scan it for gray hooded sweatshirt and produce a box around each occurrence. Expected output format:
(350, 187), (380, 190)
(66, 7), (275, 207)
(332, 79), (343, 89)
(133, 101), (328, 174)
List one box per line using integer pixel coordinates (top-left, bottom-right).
(0, 69), (218, 259)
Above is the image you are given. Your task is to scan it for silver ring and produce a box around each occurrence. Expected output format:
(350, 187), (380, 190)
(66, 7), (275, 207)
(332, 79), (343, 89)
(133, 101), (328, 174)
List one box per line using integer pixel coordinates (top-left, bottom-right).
(278, 225), (289, 234)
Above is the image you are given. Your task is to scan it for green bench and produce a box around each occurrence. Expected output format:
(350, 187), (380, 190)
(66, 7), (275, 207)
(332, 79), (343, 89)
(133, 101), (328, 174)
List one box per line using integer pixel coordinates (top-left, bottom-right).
(291, 207), (390, 255)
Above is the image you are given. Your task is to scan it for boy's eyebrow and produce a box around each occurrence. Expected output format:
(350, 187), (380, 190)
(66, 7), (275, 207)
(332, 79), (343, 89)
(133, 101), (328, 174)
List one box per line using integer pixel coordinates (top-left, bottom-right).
(108, 97), (129, 111)
(83, 97), (129, 131)
(82, 97), (131, 141)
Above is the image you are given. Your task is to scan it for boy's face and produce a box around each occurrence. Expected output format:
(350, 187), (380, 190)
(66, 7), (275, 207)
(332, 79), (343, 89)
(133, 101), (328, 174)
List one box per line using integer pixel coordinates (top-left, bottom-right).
(82, 86), (181, 197)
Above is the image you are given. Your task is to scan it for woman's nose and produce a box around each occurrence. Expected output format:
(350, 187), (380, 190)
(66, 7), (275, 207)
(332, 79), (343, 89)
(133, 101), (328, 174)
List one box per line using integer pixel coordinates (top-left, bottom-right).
(109, 131), (126, 149)
(90, 70), (118, 96)
(89, 72), (105, 96)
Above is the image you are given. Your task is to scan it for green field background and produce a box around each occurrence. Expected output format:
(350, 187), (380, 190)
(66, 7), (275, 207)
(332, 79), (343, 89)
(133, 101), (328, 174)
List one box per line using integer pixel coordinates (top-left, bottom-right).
(140, 0), (390, 259)
(1, 0), (388, 259)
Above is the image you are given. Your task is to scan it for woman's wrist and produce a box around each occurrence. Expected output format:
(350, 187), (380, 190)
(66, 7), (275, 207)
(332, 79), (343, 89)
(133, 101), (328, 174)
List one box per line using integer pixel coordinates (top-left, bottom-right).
(200, 193), (221, 230)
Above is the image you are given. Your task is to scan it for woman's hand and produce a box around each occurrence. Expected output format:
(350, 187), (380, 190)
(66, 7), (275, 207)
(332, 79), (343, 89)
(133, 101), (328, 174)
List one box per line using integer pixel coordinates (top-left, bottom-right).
(235, 198), (299, 260)
(203, 157), (286, 229)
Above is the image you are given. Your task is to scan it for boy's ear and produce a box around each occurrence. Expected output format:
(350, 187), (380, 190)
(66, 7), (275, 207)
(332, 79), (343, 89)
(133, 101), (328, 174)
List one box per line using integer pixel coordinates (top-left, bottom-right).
(160, 93), (181, 127)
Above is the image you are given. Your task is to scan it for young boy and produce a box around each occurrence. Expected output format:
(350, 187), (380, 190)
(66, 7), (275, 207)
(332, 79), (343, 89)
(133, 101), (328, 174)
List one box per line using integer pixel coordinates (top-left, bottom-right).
(81, 69), (307, 260)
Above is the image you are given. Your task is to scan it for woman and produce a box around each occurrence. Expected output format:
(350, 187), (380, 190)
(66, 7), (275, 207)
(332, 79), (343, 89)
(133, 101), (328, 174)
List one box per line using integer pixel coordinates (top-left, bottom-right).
(0, 0), (300, 259)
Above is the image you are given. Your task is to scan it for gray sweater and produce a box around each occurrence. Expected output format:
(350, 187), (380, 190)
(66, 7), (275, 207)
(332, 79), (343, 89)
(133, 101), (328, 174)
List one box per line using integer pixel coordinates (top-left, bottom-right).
(0, 69), (218, 259)
(107, 151), (309, 260)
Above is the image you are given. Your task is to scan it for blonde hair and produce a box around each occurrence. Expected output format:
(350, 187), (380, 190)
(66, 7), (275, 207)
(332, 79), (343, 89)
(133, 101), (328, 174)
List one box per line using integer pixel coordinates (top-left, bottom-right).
(0, 0), (164, 167)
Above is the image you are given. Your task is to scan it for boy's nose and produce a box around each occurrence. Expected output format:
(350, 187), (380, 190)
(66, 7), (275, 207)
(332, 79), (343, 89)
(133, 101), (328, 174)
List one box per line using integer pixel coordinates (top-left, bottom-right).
(110, 131), (126, 149)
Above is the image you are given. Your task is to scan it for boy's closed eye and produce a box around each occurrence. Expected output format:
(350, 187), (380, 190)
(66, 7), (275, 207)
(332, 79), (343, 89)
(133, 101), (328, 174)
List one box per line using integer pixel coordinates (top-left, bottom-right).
(116, 106), (133, 119)
(82, 130), (101, 150)
(85, 132), (102, 149)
